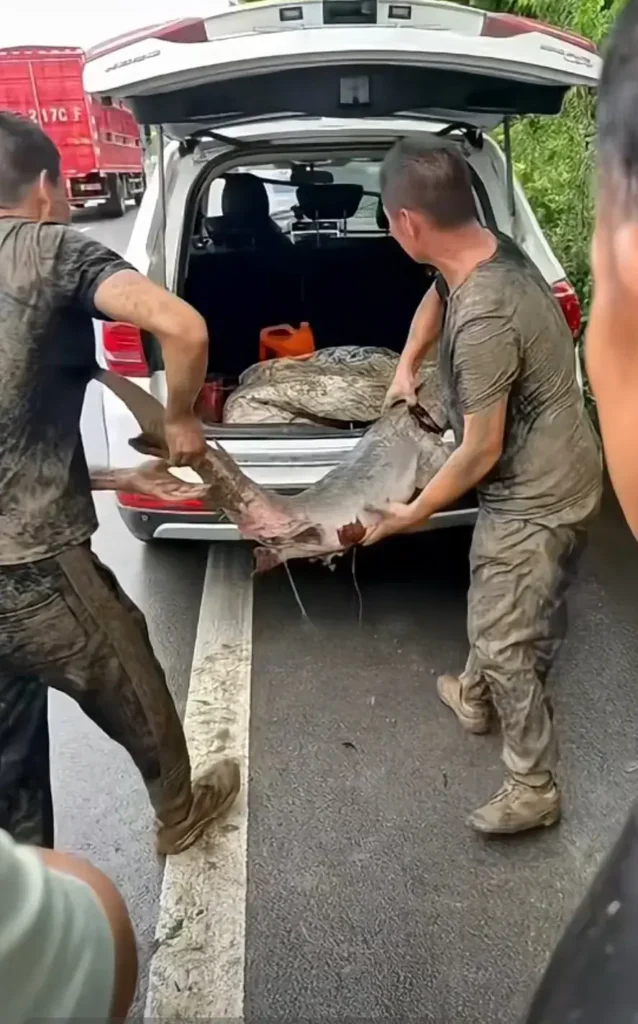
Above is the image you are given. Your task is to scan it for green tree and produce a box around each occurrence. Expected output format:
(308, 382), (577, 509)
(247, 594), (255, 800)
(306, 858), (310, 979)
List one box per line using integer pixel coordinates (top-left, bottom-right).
(461, 0), (624, 319)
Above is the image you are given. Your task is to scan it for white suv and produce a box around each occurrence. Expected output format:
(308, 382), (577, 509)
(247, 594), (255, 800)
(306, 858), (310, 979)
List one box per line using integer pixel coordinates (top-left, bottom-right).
(84, 0), (598, 544)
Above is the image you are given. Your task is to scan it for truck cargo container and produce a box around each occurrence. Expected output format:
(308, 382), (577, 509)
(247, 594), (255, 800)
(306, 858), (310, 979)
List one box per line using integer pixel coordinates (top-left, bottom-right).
(0, 45), (145, 216)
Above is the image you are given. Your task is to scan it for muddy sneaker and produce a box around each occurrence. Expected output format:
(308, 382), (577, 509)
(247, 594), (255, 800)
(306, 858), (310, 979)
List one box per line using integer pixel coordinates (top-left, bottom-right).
(469, 776), (561, 835)
(437, 674), (491, 734)
(156, 758), (241, 856)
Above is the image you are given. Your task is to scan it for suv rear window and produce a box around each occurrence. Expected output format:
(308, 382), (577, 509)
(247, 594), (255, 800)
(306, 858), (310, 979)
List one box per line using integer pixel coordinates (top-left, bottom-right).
(201, 153), (493, 238)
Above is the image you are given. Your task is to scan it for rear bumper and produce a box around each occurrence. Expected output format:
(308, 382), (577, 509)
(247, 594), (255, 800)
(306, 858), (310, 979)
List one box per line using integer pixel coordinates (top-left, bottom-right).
(118, 503), (478, 543)
(106, 379), (476, 543)
(68, 171), (145, 205)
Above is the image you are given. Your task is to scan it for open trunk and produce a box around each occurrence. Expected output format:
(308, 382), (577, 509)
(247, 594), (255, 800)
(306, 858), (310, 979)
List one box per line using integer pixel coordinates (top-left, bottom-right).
(173, 143), (501, 433)
(183, 220), (437, 426)
(88, 0), (599, 438)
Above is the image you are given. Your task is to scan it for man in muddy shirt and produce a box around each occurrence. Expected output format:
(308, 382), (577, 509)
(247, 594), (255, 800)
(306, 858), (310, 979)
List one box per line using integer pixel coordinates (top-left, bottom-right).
(366, 140), (601, 835)
(0, 111), (238, 852)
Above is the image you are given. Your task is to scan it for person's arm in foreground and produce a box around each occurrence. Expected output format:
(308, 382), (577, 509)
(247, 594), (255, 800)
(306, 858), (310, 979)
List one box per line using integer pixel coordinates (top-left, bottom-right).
(586, 229), (638, 536)
(93, 271), (208, 464)
(0, 829), (137, 1023)
(384, 285), (443, 408)
(364, 398), (506, 544)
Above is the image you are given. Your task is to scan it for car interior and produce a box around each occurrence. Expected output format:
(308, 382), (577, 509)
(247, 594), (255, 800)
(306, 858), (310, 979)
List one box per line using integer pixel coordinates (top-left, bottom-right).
(182, 156), (492, 382)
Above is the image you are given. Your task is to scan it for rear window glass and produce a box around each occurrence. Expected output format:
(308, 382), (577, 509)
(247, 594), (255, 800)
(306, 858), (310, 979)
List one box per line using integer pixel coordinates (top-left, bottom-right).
(203, 159), (383, 230)
(201, 154), (487, 233)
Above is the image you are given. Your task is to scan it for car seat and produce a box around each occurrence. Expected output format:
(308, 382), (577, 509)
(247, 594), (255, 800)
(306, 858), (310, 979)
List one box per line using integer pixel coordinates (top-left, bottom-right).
(204, 173), (292, 250)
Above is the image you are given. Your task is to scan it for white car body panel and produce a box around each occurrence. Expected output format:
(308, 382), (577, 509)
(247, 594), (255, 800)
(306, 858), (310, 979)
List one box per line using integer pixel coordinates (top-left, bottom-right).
(84, 1), (598, 115)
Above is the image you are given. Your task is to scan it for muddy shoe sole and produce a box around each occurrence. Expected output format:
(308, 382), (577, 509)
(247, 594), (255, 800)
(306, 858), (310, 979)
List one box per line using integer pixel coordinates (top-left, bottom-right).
(437, 674), (491, 735)
(156, 758), (241, 856)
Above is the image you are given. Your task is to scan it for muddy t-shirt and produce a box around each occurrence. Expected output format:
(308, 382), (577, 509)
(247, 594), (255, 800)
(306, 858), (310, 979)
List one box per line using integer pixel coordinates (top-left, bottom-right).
(436, 235), (601, 525)
(0, 218), (133, 565)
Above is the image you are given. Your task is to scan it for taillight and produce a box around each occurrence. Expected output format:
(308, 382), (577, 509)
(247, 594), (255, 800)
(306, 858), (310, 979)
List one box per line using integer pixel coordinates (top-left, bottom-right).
(552, 280), (582, 338)
(482, 13), (597, 54)
(86, 18), (208, 60)
(102, 322), (149, 377)
(117, 491), (205, 512)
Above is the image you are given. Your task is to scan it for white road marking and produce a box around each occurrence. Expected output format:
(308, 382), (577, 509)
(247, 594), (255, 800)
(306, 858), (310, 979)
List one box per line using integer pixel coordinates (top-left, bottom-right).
(78, 226), (90, 232)
(145, 543), (253, 1018)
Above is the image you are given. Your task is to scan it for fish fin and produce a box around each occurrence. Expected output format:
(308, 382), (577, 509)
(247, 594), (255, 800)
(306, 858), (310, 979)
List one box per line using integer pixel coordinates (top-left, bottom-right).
(129, 432), (169, 459)
(253, 546), (283, 573)
(96, 368), (166, 438)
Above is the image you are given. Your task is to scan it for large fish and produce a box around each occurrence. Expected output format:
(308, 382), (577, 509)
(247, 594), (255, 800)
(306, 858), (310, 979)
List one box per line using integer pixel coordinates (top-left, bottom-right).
(92, 369), (450, 570)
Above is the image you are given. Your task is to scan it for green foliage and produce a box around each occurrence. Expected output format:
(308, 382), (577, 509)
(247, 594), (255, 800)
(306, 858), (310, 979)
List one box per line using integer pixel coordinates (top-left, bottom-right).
(461, 0), (625, 324)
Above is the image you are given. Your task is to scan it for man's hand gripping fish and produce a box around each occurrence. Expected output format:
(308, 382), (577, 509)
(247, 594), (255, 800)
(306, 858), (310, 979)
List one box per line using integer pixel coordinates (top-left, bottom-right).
(93, 370), (450, 570)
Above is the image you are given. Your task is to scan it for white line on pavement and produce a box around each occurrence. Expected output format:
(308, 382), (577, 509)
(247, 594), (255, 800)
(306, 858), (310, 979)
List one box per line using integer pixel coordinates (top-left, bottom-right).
(145, 543), (253, 1018)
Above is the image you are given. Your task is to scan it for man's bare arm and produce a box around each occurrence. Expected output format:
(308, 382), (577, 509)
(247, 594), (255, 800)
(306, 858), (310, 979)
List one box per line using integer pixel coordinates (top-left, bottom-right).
(94, 271), (208, 461)
(38, 848), (137, 1021)
(384, 286), (443, 408)
(401, 285), (444, 373)
(407, 397), (507, 524)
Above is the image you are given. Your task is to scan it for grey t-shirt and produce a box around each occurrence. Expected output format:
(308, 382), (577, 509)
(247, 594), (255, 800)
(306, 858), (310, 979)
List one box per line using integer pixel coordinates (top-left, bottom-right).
(0, 218), (132, 565)
(436, 235), (602, 525)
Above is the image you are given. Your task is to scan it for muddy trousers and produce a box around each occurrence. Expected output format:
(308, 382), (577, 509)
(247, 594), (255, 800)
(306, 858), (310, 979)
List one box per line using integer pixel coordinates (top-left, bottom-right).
(0, 544), (194, 847)
(461, 511), (589, 779)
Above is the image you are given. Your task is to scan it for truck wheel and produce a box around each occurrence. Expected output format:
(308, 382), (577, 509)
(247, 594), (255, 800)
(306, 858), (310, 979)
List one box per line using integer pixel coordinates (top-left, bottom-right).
(133, 193), (143, 208)
(104, 175), (126, 218)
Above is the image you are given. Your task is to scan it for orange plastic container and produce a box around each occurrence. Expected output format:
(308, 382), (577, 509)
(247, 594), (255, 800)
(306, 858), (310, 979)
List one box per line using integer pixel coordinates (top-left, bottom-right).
(259, 322), (315, 362)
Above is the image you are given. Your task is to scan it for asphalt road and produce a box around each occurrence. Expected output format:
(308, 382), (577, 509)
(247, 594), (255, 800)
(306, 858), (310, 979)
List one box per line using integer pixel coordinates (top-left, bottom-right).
(55, 204), (638, 1021)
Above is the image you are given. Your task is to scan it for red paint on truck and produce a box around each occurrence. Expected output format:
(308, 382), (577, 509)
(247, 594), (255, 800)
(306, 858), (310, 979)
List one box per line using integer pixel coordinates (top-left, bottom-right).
(0, 45), (145, 213)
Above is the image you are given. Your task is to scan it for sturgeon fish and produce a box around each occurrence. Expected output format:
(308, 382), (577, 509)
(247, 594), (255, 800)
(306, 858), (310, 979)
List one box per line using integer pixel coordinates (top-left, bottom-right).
(93, 369), (451, 571)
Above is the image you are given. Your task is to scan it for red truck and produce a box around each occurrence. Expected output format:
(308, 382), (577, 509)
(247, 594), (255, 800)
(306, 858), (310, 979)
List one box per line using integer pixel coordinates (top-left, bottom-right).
(0, 45), (145, 216)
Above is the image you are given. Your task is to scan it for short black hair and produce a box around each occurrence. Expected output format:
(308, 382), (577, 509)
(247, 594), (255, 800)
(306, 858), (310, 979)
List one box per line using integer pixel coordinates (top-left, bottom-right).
(0, 111), (61, 208)
(598, 0), (638, 202)
(380, 139), (477, 229)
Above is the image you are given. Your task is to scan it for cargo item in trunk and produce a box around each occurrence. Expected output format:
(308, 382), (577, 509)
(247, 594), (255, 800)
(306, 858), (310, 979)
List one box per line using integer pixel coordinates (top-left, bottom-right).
(223, 345), (445, 427)
(259, 321), (315, 362)
(93, 368), (451, 571)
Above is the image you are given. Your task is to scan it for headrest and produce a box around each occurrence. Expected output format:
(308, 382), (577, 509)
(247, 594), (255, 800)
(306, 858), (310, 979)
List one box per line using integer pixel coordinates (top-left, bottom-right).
(221, 173), (270, 223)
(376, 199), (389, 231)
(295, 183), (363, 222)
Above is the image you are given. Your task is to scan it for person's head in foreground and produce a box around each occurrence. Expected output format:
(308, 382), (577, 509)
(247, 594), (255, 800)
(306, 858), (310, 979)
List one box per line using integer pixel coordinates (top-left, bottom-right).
(379, 139), (482, 267)
(0, 111), (70, 224)
(587, 0), (638, 536)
